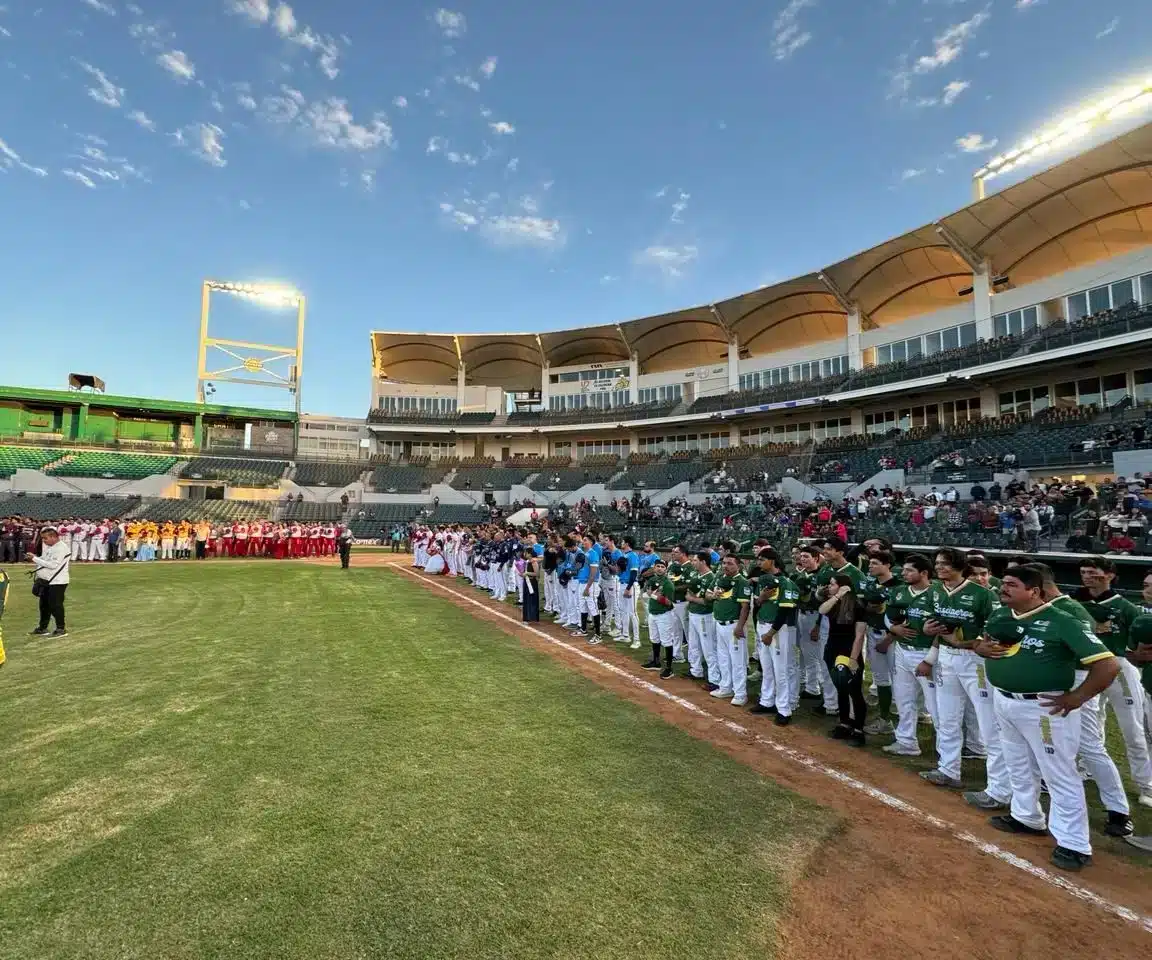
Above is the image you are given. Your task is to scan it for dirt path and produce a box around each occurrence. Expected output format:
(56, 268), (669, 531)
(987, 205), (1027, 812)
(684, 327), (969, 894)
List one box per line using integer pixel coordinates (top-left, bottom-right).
(364, 556), (1152, 957)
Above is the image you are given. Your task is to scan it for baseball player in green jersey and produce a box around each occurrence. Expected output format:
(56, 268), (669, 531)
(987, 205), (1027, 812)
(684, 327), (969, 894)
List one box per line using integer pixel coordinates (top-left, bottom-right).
(794, 545), (838, 714)
(1075, 557), (1152, 808)
(643, 558), (678, 680)
(965, 554), (1002, 596)
(667, 545), (692, 664)
(684, 551), (719, 689)
(1023, 563), (1134, 836)
(920, 547), (1007, 805)
(708, 555), (753, 707)
(976, 565), (1119, 871)
(881, 554), (942, 758)
(752, 547), (800, 724)
(859, 551), (899, 737)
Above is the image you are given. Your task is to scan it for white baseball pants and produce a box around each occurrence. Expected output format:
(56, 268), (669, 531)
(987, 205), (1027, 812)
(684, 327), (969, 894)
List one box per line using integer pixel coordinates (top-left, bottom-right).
(757, 623), (797, 715)
(996, 691), (1091, 856)
(1102, 660), (1152, 793)
(582, 581), (601, 618)
(714, 621), (747, 702)
(649, 609), (676, 647)
(616, 587), (639, 644)
(893, 644), (940, 754)
(688, 612), (718, 683)
(936, 648), (1010, 802)
(799, 611), (838, 711)
(672, 601), (688, 659)
(1078, 688), (1130, 815)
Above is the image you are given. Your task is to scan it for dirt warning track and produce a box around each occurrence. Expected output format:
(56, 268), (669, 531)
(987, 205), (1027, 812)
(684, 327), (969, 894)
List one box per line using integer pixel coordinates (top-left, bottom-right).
(348, 554), (1152, 957)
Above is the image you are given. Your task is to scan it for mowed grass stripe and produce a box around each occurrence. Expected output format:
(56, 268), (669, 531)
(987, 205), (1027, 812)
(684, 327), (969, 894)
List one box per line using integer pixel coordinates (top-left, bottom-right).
(0, 564), (837, 960)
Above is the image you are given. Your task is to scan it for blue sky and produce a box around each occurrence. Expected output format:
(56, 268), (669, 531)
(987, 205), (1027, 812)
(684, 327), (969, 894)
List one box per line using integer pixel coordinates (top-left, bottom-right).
(1, 0), (1149, 417)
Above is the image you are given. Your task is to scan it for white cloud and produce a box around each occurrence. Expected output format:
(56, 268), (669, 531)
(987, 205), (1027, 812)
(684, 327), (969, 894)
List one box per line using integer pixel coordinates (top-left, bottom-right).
(915, 7), (990, 73)
(82, 165), (120, 181)
(238, 198), (251, 210)
(483, 215), (562, 248)
(392, 95), (408, 109)
(0, 134), (48, 176)
(174, 122), (226, 167)
(426, 136), (445, 154)
(1096, 17), (1119, 40)
(1015, 0), (1039, 8)
(360, 168), (375, 191)
(635, 244), (699, 278)
(941, 79), (969, 105)
(479, 56), (497, 78)
(157, 49), (195, 82)
(126, 3), (143, 13)
(128, 109), (156, 130)
(272, 3), (296, 37)
(77, 60), (124, 107)
(62, 168), (98, 188)
(600, 275), (617, 285)
(230, 0), (270, 23)
(303, 97), (393, 150)
(0, 26), (10, 38)
(433, 9), (466, 38)
(446, 150), (477, 166)
(519, 195), (538, 213)
(901, 167), (926, 180)
(488, 120), (515, 135)
(80, 0), (117, 14)
(505, 157), (519, 172)
(670, 189), (690, 223)
(454, 74), (480, 92)
(440, 202), (479, 228)
(237, 91), (258, 111)
(771, 0), (816, 62)
(955, 131), (998, 153)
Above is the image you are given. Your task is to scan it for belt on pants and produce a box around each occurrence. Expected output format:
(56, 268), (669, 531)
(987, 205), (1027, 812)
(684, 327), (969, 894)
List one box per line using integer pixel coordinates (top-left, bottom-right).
(996, 689), (1063, 701)
(715, 620), (736, 626)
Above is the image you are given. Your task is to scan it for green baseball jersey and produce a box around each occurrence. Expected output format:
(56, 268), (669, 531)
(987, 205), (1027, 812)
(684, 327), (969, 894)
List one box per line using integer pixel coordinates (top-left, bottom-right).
(646, 575), (676, 617)
(1074, 590), (1141, 657)
(859, 575), (898, 631)
(1051, 593), (1095, 629)
(815, 562), (865, 602)
(756, 574), (799, 625)
(711, 574), (751, 623)
(686, 569), (716, 615)
(667, 561), (691, 602)
(933, 579), (996, 645)
(983, 603), (1114, 694)
(886, 582), (939, 650)
(793, 568), (821, 613)
(1128, 614), (1152, 696)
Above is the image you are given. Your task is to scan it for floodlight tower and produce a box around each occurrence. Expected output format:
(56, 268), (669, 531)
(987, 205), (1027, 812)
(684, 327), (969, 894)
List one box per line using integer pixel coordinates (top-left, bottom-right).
(972, 77), (1152, 201)
(196, 280), (307, 413)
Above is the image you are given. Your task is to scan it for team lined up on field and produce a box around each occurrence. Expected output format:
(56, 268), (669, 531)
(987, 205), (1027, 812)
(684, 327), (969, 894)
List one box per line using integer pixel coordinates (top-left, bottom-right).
(6, 519), (347, 561)
(411, 524), (1152, 871)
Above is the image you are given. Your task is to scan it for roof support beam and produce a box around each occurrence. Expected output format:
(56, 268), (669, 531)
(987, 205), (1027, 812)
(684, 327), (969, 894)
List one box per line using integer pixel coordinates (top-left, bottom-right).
(709, 304), (734, 341)
(934, 222), (988, 274)
(817, 272), (874, 330)
(614, 323), (632, 356)
(451, 335), (463, 363)
(534, 333), (548, 367)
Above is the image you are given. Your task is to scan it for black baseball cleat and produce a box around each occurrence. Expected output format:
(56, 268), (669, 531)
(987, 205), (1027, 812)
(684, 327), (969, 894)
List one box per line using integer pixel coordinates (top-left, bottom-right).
(799, 690), (821, 701)
(50, 629), (68, 638)
(1104, 811), (1134, 838)
(659, 666), (674, 680)
(30, 627), (48, 636)
(988, 815), (1048, 837)
(1050, 846), (1092, 872)
(706, 682), (720, 692)
(748, 703), (775, 715)
(641, 659), (662, 671)
(773, 713), (792, 727)
(812, 704), (830, 716)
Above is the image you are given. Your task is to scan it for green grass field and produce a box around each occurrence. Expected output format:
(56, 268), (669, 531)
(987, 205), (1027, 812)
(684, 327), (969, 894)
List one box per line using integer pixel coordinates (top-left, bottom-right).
(0, 563), (837, 960)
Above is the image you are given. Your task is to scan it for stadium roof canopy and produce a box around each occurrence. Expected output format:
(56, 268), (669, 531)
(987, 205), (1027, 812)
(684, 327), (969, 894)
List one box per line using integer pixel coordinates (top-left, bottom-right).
(372, 120), (1152, 384)
(0, 385), (297, 421)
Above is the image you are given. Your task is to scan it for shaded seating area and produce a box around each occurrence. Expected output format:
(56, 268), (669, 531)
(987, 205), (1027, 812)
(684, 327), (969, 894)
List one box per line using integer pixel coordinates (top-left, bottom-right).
(368, 463), (450, 493)
(180, 457), (289, 487)
(293, 461), (365, 487)
(280, 501), (344, 522)
(0, 494), (136, 521)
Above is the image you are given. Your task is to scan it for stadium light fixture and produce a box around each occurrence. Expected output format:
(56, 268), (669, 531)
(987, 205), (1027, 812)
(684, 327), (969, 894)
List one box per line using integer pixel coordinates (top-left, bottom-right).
(972, 77), (1152, 200)
(197, 279), (307, 413)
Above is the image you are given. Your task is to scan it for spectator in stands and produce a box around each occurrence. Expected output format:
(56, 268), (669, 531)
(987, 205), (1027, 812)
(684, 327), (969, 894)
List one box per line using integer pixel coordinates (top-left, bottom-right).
(1108, 530), (1137, 555)
(1065, 526), (1094, 553)
(988, 481), (1003, 501)
(970, 482), (986, 502)
(1022, 502), (1042, 552)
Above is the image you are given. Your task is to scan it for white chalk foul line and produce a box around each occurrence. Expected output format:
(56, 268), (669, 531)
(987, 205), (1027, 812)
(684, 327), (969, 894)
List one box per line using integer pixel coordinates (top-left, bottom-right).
(397, 567), (1152, 934)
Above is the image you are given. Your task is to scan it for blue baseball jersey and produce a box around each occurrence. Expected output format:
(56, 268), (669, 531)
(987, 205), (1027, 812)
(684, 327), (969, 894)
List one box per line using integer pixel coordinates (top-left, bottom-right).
(578, 544), (601, 583)
(638, 552), (657, 572)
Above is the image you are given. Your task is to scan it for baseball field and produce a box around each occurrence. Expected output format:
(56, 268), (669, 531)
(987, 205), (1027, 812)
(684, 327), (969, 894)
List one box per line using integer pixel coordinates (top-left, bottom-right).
(2, 557), (1152, 959)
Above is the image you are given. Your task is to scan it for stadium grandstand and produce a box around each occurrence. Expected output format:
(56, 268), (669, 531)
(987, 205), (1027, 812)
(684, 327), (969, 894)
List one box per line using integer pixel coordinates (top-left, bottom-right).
(6, 121), (1152, 534)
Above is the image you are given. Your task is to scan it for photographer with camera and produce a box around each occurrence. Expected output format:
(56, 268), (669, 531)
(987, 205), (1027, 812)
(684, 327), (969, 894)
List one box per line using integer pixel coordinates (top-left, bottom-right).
(28, 526), (70, 638)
